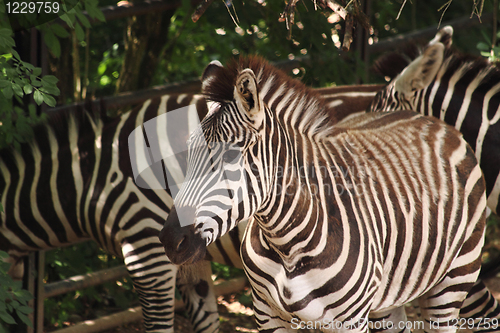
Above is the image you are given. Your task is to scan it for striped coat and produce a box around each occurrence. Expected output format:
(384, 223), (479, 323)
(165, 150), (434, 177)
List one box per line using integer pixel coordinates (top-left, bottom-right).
(160, 56), (487, 332)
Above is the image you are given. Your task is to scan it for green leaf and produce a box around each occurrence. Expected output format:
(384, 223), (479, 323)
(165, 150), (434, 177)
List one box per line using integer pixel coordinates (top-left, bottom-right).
(33, 90), (43, 105)
(12, 289), (32, 303)
(11, 280), (22, 290)
(5, 68), (17, 78)
(0, 29), (12, 38)
(0, 80), (10, 88)
(39, 86), (60, 96)
(477, 42), (490, 51)
(2, 86), (13, 99)
(22, 62), (35, 71)
(0, 311), (16, 325)
(12, 84), (23, 97)
(23, 85), (33, 95)
(28, 104), (37, 119)
(43, 31), (61, 58)
(14, 106), (23, 116)
(74, 22), (84, 42)
(85, 1), (105, 22)
(76, 11), (91, 28)
(16, 305), (33, 315)
(0, 35), (15, 50)
(59, 14), (75, 29)
(17, 312), (33, 328)
(41, 75), (58, 84)
(97, 62), (107, 75)
(32, 68), (42, 77)
(42, 94), (56, 107)
(50, 23), (70, 38)
(11, 50), (20, 61)
(94, 8), (106, 22)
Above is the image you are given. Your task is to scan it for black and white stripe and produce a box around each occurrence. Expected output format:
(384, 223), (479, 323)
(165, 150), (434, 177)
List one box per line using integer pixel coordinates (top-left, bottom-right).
(160, 56), (487, 332)
(0, 94), (222, 333)
(368, 27), (500, 330)
(369, 26), (500, 217)
(0, 83), (381, 332)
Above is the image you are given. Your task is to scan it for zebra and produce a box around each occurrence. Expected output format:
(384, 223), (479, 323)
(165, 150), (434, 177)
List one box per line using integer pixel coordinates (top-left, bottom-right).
(159, 56), (487, 332)
(0, 82), (382, 331)
(367, 27), (500, 329)
(0, 95), (221, 333)
(368, 26), (500, 217)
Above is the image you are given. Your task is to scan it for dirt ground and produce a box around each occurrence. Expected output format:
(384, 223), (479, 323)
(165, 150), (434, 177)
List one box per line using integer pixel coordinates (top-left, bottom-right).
(101, 286), (259, 333)
(98, 274), (500, 333)
(99, 282), (327, 333)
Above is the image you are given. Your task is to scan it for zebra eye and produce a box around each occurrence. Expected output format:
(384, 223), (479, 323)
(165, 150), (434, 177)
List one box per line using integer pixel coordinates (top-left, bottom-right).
(222, 149), (240, 164)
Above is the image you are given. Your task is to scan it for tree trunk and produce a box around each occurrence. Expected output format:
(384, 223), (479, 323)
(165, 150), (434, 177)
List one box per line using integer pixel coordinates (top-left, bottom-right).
(116, 1), (177, 93)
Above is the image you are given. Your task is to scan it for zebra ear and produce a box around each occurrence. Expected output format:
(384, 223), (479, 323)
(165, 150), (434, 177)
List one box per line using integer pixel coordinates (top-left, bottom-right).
(428, 25), (453, 49)
(235, 69), (262, 118)
(201, 60), (223, 91)
(394, 42), (445, 95)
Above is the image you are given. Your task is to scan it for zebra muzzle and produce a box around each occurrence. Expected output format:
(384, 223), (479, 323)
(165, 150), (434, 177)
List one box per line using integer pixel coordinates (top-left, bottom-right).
(159, 206), (207, 265)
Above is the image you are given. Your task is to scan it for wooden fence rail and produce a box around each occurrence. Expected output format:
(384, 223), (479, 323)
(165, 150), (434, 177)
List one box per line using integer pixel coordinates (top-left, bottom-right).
(25, 244), (249, 333)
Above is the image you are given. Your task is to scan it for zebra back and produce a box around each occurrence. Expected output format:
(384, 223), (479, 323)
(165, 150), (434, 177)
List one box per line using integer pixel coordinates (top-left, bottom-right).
(369, 26), (500, 216)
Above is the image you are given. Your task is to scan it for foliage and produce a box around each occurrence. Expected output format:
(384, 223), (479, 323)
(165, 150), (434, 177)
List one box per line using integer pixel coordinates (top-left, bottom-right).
(0, 251), (33, 332)
(44, 242), (136, 328)
(0, 0), (105, 150)
(0, 29), (51, 150)
(2, 0), (500, 329)
(211, 262), (245, 281)
(477, 30), (500, 63)
(484, 214), (500, 265)
(155, 0), (354, 88)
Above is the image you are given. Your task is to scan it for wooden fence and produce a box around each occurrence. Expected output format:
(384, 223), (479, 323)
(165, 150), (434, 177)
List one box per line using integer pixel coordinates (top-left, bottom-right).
(25, 244), (249, 333)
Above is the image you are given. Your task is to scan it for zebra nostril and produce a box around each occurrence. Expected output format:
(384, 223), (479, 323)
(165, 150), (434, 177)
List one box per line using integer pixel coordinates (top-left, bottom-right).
(176, 235), (187, 252)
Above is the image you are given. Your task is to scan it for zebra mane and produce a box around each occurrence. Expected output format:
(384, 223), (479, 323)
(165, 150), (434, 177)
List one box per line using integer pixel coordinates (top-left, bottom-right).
(202, 55), (332, 134)
(373, 40), (490, 81)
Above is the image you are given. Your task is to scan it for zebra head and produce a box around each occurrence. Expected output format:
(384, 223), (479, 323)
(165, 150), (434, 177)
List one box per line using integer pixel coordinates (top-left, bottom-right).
(369, 25), (453, 112)
(159, 59), (270, 265)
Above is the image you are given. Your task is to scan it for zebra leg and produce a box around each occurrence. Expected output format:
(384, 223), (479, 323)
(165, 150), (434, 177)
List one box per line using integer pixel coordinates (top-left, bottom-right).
(416, 262), (482, 332)
(460, 280), (500, 332)
(251, 291), (299, 332)
(369, 307), (411, 333)
(176, 260), (220, 333)
(121, 233), (178, 332)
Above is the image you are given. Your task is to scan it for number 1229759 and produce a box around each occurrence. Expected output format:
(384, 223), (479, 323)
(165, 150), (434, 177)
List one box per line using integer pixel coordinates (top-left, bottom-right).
(6, 1), (60, 14)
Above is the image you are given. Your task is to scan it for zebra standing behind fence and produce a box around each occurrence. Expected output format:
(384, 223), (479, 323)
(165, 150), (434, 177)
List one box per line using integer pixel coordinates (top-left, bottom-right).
(0, 96), (222, 333)
(160, 56), (487, 332)
(368, 26), (500, 216)
(367, 28), (500, 327)
(0, 82), (383, 332)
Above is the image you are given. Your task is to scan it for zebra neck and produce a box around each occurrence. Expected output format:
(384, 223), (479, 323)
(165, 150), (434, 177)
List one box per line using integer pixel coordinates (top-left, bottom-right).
(254, 195), (329, 270)
(253, 129), (335, 269)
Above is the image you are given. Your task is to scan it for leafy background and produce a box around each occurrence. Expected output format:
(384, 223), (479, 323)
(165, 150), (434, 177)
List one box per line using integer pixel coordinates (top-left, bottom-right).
(1, 0), (500, 331)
